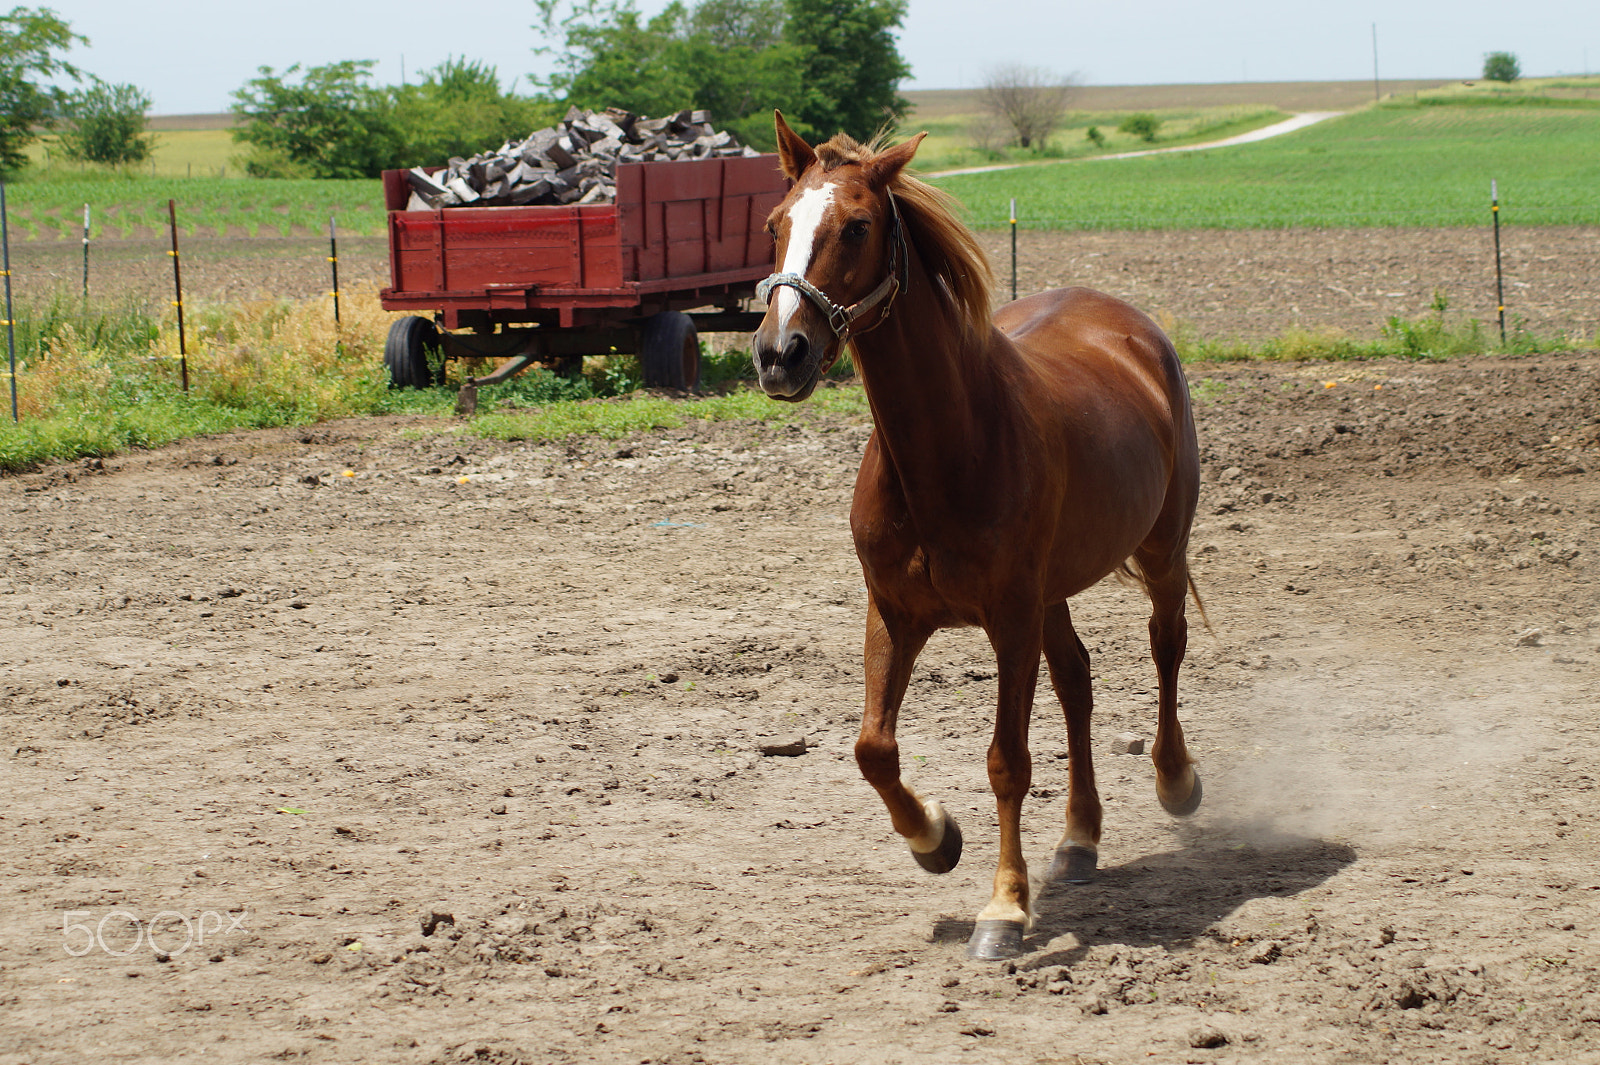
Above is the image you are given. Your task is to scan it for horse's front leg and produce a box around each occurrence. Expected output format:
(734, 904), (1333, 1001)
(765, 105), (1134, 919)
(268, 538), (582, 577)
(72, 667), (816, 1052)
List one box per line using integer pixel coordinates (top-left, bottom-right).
(968, 610), (1044, 960)
(854, 595), (962, 873)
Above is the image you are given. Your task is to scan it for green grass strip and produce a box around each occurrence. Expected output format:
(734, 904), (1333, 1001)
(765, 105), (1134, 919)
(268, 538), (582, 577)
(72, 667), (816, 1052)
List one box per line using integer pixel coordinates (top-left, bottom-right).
(468, 387), (869, 443)
(0, 394), (311, 472)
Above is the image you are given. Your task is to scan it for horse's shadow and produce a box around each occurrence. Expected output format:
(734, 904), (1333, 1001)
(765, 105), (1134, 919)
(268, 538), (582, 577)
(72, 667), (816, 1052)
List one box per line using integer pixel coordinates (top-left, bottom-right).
(931, 829), (1356, 967)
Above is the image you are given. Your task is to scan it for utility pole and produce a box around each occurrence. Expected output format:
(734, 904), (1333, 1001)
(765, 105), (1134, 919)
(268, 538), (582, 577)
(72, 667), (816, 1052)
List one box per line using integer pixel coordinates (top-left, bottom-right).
(1372, 24), (1381, 102)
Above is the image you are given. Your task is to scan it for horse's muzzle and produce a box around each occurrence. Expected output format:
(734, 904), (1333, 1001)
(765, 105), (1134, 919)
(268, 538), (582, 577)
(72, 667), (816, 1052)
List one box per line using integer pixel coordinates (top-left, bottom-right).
(752, 331), (822, 402)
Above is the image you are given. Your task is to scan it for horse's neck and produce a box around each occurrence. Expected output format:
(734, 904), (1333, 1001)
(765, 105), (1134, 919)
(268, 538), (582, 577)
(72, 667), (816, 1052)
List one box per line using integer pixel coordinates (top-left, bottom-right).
(851, 254), (1022, 504)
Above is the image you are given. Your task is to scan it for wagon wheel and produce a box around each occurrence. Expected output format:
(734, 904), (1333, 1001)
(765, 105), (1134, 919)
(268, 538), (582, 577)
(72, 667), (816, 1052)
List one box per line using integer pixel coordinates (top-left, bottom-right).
(640, 311), (700, 391)
(384, 316), (444, 388)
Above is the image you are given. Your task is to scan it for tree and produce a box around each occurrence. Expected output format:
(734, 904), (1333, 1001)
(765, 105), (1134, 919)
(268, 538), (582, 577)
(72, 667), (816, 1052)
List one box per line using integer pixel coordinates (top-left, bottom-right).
(230, 61), (402, 179)
(538, 2), (700, 117)
(683, 0), (806, 148)
(0, 6), (83, 176)
(533, 0), (807, 149)
(980, 64), (1073, 150)
(531, 0), (912, 146)
(392, 57), (554, 164)
(783, 0), (910, 142)
(56, 78), (155, 167)
(1483, 51), (1520, 82)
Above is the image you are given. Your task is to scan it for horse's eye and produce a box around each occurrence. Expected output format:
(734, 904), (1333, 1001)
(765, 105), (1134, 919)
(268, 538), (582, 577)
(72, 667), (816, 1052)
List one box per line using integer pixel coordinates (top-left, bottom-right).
(844, 219), (871, 241)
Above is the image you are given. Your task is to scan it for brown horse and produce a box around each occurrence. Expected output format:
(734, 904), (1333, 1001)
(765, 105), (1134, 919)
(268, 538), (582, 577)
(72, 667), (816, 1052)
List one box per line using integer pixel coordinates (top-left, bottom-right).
(751, 113), (1205, 960)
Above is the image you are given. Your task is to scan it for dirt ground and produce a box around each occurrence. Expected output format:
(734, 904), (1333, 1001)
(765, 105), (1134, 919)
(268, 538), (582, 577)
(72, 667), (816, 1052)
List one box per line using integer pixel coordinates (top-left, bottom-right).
(3, 336), (1600, 1063)
(11, 224), (1598, 345)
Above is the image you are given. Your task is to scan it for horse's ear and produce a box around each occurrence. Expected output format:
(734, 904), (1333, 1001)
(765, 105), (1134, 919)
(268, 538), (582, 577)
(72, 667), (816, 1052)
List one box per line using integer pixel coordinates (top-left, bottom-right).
(774, 110), (816, 181)
(865, 132), (926, 188)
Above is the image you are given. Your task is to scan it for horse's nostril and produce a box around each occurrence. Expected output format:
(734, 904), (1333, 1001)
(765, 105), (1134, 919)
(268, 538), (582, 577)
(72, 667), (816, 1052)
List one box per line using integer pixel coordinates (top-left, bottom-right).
(782, 334), (809, 366)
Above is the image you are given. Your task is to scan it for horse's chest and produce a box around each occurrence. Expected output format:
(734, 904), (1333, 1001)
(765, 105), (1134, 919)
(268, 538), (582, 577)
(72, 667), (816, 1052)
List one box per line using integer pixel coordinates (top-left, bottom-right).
(851, 444), (1022, 614)
(853, 509), (1002, 618)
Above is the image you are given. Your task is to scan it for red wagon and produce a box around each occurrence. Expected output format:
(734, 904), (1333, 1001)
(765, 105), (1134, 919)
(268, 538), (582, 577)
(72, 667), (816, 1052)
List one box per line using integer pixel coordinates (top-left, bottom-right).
(378, 153), (787, 394)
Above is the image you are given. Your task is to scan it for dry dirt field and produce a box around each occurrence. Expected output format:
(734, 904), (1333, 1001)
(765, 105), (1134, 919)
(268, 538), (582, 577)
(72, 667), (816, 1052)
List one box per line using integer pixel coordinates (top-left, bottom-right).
(3, 336), (1600, 1063)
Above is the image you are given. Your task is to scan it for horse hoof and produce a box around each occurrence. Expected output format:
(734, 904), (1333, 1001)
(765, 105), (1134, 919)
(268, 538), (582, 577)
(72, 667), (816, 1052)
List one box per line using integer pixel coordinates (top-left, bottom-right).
(1048, 845), (1098, 884)
(910, 811), (963, 874)
(966, 919), (1025, 960)
(1159, 768), (1203, 818)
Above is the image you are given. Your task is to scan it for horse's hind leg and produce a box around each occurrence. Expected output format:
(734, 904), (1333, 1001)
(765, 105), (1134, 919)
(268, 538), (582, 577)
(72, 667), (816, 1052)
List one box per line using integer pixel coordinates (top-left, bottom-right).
(1041, 600), (1101, 883)
(853, 595), (962, 874)
(1143, 560), (1201, 816)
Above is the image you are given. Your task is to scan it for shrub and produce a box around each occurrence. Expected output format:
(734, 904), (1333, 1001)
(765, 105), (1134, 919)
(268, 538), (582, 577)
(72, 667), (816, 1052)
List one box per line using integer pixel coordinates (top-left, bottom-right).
(1085, 125), (1105, 147)
(1118, 113), (1160, 142)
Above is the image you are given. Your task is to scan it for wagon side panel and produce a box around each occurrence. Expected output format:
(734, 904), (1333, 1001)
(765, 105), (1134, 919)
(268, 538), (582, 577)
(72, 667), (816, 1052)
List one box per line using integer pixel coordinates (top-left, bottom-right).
(619, 155), (785, 289)
(384, 197), (623, 303)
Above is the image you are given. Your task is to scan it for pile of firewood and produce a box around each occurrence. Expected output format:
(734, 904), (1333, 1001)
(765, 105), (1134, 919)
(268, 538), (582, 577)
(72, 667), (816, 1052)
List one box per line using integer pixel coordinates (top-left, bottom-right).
(404, 106), (763, 210)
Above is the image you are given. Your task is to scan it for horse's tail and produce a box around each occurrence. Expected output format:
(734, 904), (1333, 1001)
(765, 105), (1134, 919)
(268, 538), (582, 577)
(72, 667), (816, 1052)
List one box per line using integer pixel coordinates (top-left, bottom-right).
(1186, 572), (1213, 635)
(1115, 558), (1214, 636)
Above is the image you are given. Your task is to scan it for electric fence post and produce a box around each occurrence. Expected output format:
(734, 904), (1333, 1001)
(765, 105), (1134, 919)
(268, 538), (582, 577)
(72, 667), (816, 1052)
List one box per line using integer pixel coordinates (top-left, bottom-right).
(82, 203), (90, 304)
(167, 200), (189, 392)
(328, 216), (341, 328)
(1009, 197), (1018, 302)
(1490, 180), (1506, 346)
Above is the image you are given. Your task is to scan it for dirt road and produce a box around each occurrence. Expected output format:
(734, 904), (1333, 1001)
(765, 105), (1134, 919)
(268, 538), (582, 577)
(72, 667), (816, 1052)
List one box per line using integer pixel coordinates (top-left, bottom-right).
(3, 350), (1599, 1063)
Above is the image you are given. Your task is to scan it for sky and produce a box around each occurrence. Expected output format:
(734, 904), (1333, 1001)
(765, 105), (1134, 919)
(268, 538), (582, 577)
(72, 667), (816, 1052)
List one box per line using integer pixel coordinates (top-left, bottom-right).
(55, 0), (1600, 116)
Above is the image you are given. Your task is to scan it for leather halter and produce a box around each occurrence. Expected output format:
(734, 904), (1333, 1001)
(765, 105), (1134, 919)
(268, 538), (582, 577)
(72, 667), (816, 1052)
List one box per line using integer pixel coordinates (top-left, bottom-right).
(756, 193), (908, 340)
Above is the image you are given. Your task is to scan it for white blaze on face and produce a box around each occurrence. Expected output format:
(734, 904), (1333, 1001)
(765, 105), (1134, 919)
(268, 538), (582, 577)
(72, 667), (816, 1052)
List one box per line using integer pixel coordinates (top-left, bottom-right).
(776, 181), (836, 330)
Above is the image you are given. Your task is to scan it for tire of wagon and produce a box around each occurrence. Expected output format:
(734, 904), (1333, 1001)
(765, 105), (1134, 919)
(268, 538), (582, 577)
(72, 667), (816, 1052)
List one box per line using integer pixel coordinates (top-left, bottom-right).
(639, 312), (700, 391)
(384, 316), (443, 389)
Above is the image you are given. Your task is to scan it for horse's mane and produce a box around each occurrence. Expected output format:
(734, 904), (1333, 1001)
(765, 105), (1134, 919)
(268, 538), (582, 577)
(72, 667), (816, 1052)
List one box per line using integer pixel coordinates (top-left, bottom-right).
(814, 133), (994, 336)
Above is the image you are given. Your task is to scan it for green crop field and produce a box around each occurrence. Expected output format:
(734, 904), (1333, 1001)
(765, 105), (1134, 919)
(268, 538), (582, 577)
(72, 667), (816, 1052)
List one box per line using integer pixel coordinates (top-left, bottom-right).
(934, 85), (1600, 230)
(5, 175), (386, 240)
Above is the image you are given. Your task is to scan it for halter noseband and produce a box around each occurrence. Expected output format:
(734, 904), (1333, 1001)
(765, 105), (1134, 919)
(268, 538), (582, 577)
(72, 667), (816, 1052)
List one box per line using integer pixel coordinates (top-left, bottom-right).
(756, 194), (909, 341)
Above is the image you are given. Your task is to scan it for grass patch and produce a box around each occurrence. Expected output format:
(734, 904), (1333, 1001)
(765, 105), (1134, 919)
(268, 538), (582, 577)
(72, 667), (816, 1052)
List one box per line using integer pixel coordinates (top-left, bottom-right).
(1171, 293), (1578, 363)
(0, 289), (399, 471)
(468, 386), (867, 444)
(935, 90), (1600, 229)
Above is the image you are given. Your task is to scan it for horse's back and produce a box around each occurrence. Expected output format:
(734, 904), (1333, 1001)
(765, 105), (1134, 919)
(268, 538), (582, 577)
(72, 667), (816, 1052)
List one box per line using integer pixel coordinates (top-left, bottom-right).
(994, 286), (1190, 439)
(995, 286), (1181, 390)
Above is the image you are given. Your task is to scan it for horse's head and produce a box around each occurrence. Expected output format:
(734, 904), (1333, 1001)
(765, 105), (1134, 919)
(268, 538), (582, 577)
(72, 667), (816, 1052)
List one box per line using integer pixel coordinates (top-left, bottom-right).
(752, 112), (925, 402)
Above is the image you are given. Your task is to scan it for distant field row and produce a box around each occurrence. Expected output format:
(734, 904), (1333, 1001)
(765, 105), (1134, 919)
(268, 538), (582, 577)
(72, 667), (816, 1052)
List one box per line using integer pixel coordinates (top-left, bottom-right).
(126, 79), (1467, 132)
(8, 79), (1598, 241)
(903, 78), (1460, 120)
